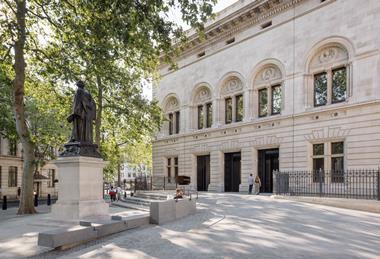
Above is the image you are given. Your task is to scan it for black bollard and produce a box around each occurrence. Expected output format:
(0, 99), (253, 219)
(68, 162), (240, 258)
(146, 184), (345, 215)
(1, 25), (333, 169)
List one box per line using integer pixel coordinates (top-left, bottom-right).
(47, 194), (51, 206)
(124, 191), (127, 199)
(34, 194), (38, 207)
(2, 196), (7, 210)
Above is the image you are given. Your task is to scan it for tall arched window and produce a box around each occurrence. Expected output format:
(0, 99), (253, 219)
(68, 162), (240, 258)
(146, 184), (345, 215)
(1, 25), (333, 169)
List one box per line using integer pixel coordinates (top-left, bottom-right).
(164, 96), (180, 135)
(220, 76), (244, 124)
(253, 64), (283, 117)
(307, 43), (350, 107)
(193, 85), (213, 129)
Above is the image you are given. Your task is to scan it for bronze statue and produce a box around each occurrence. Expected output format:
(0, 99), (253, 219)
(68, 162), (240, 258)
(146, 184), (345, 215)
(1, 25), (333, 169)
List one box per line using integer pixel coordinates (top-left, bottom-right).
(68, 80), (96, 143)
(60, 80), (101, 158)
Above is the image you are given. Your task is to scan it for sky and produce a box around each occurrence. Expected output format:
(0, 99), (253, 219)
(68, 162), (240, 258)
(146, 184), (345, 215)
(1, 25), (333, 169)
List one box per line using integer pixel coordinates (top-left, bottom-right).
(142, 0), (239, 100)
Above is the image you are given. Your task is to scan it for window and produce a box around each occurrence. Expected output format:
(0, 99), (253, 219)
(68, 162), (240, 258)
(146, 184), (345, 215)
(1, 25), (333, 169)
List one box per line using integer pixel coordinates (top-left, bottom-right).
(8, 166), (17, 187)
(271, 85), (282, 115)
(309, 45), (349, 107)
(331, 142), (344, 183)
(258, 89), (268, 117)
(9, 139), (17, 156)
(175, 111), (180, 134)
(206, 103), (212, 128)
(226, 38), (235, 45)
(168, 113), (173, 135)
(198, 105), (204, 129)
(225, 97), (233, 124)
(332, 67), (347, 103)
(260, 21), (272, 29)
(48, 169), (56, 188)
(0, 166), (2, 188)
(235, 95), (243, 122)
(312, 143), (325, 183)
(166, 157), (178, 183)
(314, 72), (328, 106)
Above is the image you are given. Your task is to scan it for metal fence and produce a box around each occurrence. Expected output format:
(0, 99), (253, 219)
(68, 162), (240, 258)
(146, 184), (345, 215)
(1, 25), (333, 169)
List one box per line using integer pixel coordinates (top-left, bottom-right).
(274, 169), (380, 200)
(134, 176), (181, 191)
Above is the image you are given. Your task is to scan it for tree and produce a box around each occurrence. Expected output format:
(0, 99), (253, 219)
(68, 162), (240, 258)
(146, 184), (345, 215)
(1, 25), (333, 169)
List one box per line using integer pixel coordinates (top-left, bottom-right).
(0, 0), (215, 214)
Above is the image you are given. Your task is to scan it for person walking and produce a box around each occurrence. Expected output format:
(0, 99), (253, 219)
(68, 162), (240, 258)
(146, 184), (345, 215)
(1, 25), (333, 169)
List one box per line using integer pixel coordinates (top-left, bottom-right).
(248, 174), (254, 194)
(254, 175), (261, 195)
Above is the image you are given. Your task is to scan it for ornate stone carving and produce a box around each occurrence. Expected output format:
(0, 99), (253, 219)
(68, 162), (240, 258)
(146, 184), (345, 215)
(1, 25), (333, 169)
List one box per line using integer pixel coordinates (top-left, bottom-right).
(165, 96), (179, 112)
(304, 127), (351, 141)
(254, 65), (282, 85)
(221, 77), (243, 95)
(194, 87), (211, 103)
(310, 46), (348, 69)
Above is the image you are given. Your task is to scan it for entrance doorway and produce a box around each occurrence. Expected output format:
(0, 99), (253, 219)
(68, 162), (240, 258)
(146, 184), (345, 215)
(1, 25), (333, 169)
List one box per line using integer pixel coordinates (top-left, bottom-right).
(224, 152), (241, 192)
(258, 148), (279, 193)
(197, 155), (210, 191)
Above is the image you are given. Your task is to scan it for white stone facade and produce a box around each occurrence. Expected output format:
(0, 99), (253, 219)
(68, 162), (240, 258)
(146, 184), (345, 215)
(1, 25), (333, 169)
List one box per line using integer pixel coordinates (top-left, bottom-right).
(0, 136), (59, 199)
(152, 0), (380, 192)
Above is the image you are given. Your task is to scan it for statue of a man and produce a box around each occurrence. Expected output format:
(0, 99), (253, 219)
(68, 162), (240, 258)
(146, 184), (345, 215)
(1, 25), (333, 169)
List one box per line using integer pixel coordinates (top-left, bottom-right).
(68, 80), (96, 144)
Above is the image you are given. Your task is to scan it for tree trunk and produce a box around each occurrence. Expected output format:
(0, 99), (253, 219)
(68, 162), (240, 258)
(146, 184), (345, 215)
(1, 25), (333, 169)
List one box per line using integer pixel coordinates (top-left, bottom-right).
(13, 0), (37, 214)
(95, 75), (103, 147)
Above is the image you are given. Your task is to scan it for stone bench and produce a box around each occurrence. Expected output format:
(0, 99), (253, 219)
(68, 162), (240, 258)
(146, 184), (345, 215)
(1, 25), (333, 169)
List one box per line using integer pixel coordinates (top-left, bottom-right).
(150, 198), (196, 225)
(38, 215), (150, 249)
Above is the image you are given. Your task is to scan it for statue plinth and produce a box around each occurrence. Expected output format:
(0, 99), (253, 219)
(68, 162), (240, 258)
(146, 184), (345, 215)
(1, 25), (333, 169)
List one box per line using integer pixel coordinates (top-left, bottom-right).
(60, 142), (102, 158)
(51, 156), (108, 220)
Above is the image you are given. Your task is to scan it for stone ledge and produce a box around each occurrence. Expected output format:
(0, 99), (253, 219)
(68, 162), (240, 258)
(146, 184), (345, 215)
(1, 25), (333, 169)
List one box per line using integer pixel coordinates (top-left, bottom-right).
(150, 198), (197, 225)
(272, 195), (380, 214)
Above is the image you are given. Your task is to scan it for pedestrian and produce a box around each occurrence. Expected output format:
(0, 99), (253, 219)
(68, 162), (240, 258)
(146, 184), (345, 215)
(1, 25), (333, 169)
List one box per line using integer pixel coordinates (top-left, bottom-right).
(116, 186), (122, 201)
(17, 187), (21, 200)
(248, 174), (254, 194)
(109, 186), (116, 202)
(254, 175), (261, 195)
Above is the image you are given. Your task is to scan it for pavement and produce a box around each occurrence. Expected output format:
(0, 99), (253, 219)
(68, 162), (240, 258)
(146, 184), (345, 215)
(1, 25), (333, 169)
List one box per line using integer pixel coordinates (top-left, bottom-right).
(2, 193), (375, 259)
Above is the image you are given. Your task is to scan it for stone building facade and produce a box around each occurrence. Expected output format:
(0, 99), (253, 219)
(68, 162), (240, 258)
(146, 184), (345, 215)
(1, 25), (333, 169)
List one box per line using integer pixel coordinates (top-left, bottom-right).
(152, 0), (380, 192)
(0, 136), (58, 199)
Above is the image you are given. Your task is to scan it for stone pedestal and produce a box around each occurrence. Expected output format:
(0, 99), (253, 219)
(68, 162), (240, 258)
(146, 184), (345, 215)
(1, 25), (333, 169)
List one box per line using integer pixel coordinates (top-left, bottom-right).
(52, 156), (108, 220)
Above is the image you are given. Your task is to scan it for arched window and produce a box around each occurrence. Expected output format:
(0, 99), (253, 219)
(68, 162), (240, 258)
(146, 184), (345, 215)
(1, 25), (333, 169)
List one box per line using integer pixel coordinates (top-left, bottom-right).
(164, 96), (180, 135)
(308, 44), (349, 107)
(220, 76), (244, 124)
(253, 64), (283, 117)
(193, 85), (213, 129)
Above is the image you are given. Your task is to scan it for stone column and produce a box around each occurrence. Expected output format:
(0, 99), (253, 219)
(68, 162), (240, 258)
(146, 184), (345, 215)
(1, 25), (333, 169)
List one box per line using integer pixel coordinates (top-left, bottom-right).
(208, 150), (224, 192)
(239, 147), (253, 192)
(52, 156), (109, 220)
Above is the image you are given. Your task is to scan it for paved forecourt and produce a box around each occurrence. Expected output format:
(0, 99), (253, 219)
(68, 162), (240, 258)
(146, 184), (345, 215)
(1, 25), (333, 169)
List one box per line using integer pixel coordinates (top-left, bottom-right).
(33, 193), (380, 259)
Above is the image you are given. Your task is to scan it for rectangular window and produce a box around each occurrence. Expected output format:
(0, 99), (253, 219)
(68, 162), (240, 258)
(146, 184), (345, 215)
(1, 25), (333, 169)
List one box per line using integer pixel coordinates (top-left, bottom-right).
(48, 169), (56, 188)
(174, 157), (178, 178)
(206, 103), (212, 128)
(258, 89), (268, 117)
(9, 139), (17, 156)
(175, 111), (180, 134)
(8, 166), (17, 187)
(331, 142), (344, 183)
(168, 113), (173, 135)
(314, 72), (328, 106)
(225, 97), (232, 124)
(312, 143), (324, 183)
(197, 105), (204, 129)
(235, 95), (243, 122)
(167, 158), (172, 179)
(271, 85), (282, 115)
(332, 67), (347, 103)
(0, 166), (2, 188)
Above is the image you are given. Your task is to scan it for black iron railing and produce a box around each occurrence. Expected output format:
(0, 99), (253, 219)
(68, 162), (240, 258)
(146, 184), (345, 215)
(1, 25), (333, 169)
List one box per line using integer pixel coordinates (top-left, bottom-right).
(274, 169), (380, 200)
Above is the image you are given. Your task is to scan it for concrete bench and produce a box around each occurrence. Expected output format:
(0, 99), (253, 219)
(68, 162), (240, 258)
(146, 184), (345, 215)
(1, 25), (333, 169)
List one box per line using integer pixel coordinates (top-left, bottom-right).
(38, 214), (150, 249)
(150, 198), (196, 225)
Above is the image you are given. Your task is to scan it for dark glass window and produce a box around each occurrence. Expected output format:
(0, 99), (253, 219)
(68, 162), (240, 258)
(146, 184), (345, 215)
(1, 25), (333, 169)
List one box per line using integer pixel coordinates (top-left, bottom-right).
(168, 113), (173, 135)
(9, 139), (17, 156)
(0, 166), (2, 188)
(314, 72), (328, 106)
(235, 95), (243, 122)
(167, 158), (172, 178)
(175, 111), (180, 134)
(331, 142), (344, 183)
(174, 157), (178, 178)
(332, 67), (347, 103)
(48, 169), (56, 188)
(197, 105), (204, 129)
(331, 142), (344, 154)
(8, 166), (17, 187)
(225, 98), (232, 124)
(313, 158), (325, 183)
(313, 143), (324, 156)
(271, 85), (282, 115)
(206, 103), (212, 128)
(258, 89), (268, 117)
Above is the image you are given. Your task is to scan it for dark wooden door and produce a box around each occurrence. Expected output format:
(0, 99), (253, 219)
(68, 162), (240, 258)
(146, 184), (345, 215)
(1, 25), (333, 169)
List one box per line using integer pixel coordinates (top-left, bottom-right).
(197, 155), (210, 191)
(224, 152), (241, 192)
(258, 149), (279, 193)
